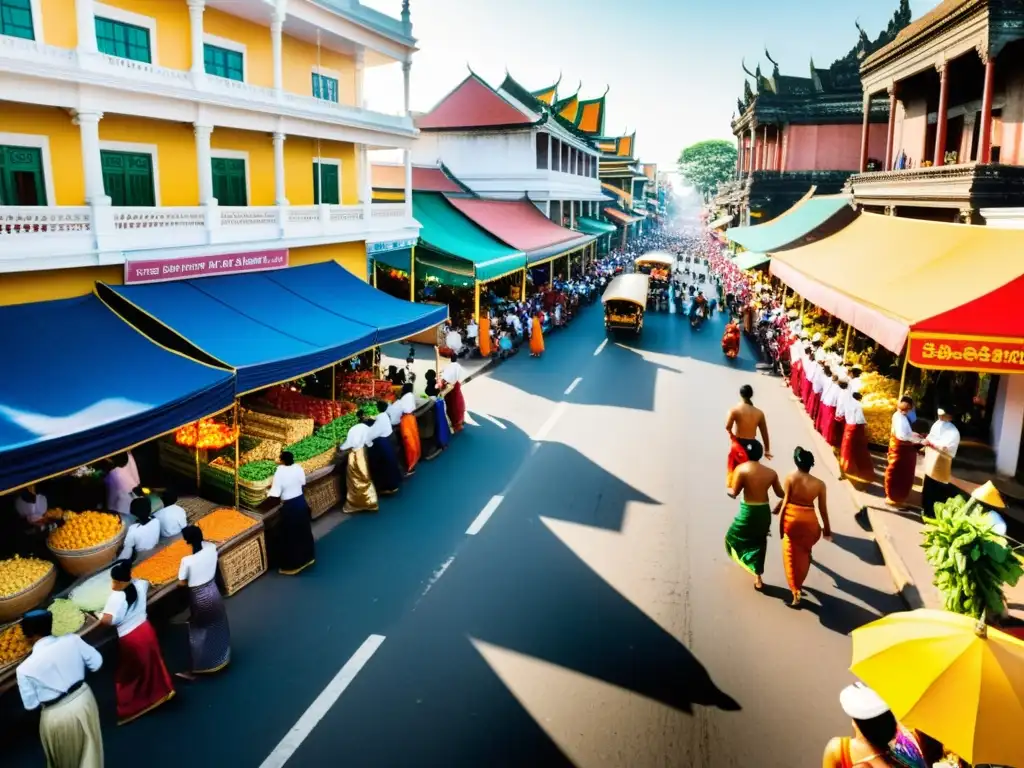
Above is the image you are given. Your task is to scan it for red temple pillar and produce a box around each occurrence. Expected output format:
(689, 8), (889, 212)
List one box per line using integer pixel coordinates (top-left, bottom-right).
(859, 92), (871, 172)
(978, 55), (995, 163)
(749, 127), (758, 174)
(884, 85), (898, 170)
(934, 62), (950, 166)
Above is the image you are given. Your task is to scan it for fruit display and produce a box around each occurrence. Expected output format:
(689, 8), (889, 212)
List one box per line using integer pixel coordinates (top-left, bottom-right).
(198, 508), (257, 542)
(859, 371), (901, 445)
(48, 599), (85, 636)
(923, 496), (1024, 619)
(0, 623), (31, 667)
(241, 437), (282, 465)
(339, 370), (396, 402)
(238, 460), (277, 483)
(132, 540), (192, 586)
(48, 511), (122, 552)
(175, 417), (239, 450)
(0, 556), (52, 598)
(241, 407), (314, 444)
(68, 568), (114, 612)
(265, 386), (356, 426)
(283, 435), (335, 463)
(316, 403), (382, 445)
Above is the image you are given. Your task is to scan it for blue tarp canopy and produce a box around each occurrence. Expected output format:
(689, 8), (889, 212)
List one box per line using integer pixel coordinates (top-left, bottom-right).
(264, 261), (448, 346)
(0, 295), (235, 493)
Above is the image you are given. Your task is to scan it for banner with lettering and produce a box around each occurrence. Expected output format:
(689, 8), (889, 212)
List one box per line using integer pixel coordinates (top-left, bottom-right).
(125, 249), (289, 284)
(908, 333), (1024, 374)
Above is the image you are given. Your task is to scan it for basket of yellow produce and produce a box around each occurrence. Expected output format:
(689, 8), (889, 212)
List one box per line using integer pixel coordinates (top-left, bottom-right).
(0, 621), (32, 673)
(47, 511), (126, 577)
(0, 556), (57, 623)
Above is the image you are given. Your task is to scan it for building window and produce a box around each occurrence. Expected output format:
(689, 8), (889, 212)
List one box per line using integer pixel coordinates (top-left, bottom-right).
(313, 161), (340, 204)
(312, 72), (339, 103)
(561, 143), (569, 173)
(0, 144), (46, 205)
(212, 157), (247, 206)
(101, 150), (155, 207)
(204, 43), (244, 81)
(536, 133), (549, 170)
(551, 138), (561, 172)
(95, 16), (152, 63)
(0, 0), (34, 40)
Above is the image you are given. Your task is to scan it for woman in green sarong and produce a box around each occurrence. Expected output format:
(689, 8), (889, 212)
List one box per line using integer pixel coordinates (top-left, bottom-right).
(726, 438), (784, 590)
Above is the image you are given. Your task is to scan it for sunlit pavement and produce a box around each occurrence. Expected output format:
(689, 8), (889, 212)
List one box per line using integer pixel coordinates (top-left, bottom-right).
(3, 306), (904, 768)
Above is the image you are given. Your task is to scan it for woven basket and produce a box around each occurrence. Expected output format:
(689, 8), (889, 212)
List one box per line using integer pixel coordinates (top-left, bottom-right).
(0, 564), (57, 623)
(178, 496), (220, 525)
(306, 475), (341, 519)
(218, 531), (267, 597)
(48, 523), (127, 577)
(299, 449), (336, 474)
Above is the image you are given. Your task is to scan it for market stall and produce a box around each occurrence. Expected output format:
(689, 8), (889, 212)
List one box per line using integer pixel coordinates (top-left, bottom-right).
(725, 193), (854, 254)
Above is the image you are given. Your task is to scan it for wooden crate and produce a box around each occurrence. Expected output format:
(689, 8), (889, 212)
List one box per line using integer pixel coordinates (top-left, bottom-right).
(218, 530), (267, 597)
(306, 474), (341, 519)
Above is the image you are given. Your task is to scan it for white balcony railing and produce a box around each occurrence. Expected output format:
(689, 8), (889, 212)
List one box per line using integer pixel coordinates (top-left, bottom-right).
(0, 203), (419, 271)
(0, 36), (414, 136)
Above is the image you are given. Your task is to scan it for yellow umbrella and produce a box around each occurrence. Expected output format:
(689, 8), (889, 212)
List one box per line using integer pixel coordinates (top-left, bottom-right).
(851, 609), (1024, 767)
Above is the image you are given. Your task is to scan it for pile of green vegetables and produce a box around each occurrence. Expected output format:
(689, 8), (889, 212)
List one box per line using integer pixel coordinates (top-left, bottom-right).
(282, 435), (335, 462)
(923, 496), (1024, 619)
(315, 403), (381, 445)
(49, 599), (86, 636)
(238, 460), (277, 482)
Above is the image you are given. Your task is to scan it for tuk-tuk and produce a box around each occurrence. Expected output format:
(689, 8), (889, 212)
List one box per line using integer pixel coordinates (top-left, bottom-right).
(634, 251), (674, 283)
(602, 273), (649, 334)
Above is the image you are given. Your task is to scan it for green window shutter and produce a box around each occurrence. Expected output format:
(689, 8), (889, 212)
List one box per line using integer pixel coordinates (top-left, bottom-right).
(95, 17), (152, 63)
(212, 157), (247, 206)
(313, 162), (339, 204)
(204, 43), (244, 81)
(0, 145), (46, 205)
(0, 0), (35, 40)
(312, 73), (339, 103)
(100, 150), (155, 206)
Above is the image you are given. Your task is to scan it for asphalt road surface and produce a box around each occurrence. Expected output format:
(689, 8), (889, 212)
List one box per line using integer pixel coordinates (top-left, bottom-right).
(4, 303), (904, 768)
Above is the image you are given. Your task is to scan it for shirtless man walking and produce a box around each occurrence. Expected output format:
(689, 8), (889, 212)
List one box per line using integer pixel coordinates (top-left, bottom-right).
(727, 438), (784, 589)
(725, 384), (772, 488)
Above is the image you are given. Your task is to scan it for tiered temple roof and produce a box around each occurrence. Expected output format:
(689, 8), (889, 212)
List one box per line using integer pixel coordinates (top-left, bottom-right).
(732, 0), (912, 127)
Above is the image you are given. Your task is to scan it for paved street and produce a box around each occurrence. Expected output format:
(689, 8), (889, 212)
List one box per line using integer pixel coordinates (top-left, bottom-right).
(4, 305), (904, 768)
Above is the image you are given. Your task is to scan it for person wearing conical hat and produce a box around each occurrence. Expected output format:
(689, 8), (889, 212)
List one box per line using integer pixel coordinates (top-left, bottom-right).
(921, 407), (961, 515)
(971, 480), (1007, 536)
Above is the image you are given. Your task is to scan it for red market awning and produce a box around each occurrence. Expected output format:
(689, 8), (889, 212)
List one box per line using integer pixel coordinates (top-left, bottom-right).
(769, 212), (1024, 373)
(371, 164), (464, 193)
(603, 207), (641, 225)
(416, 74), (536, 130)
(445, 197), (594, 264)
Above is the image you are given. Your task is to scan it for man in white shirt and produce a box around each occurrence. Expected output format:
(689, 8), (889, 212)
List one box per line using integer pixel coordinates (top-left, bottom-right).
(154, 490), (188, 538)
(266, 452), (315, 575)
(340, 421), (372, 452)
(17, 609), (104, 766)
(885, 397), (922, 507)
(922, 408), (961, 515)
(440, 353), (468, 433)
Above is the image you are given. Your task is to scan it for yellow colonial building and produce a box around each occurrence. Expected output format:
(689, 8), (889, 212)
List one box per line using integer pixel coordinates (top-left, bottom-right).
(0, 0), (420, 303)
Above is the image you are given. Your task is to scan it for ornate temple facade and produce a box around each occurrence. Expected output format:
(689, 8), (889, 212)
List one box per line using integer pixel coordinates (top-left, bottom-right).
(715, 1), (913, 224)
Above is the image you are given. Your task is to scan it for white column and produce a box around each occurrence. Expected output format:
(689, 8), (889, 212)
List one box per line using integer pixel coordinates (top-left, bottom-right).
(271, 13), (284, 94)
(194, 124), (214, 205)
(187, 0), (205, 78)
(360, 145), (371, 221)
(73, 110), (109, 205)
(354, 47), (365, 109)
(402, 60), (412, 116)
(75, 0), (98, 55)
(272, 132), (288, 206)
(403, 148), (413, 218)
(993, 375), (1024, 476)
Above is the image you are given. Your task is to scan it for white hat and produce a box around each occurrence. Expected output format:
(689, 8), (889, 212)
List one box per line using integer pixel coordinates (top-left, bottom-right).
(812, 332), (822, 342)
(839, 683), (889, 720)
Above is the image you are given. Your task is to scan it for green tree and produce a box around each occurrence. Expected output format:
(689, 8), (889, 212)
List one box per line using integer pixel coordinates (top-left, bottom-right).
(677, 140), (737, 201)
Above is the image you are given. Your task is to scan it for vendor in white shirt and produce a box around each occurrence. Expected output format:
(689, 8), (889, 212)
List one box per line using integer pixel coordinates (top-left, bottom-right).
(117, 497), (162, 562)
(100, 560), (174, 724)
(154, 490), (187, 538)
(921, 407), (961, 515)
(387, 382), (422, 475)
(177, 525), (231, 678)
(884, 396), (922, 507)
(339, 418), (379, 513)
(386, 382), (419, 426)
(440, 353), (468, 433)
(266, 451), (315, 576)
(17, 608), (104, 767)
(365, 400), (402, 495)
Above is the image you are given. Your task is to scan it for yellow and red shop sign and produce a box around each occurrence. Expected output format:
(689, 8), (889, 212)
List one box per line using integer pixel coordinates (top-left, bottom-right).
(909, 333), (1024, 374)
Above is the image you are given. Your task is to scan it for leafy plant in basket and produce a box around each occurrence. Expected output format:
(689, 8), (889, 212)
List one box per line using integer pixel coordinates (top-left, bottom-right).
(922, 495), (1024, 620)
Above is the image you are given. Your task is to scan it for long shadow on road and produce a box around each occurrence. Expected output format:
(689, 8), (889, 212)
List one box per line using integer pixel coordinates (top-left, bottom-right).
(288, 419), (741, 767)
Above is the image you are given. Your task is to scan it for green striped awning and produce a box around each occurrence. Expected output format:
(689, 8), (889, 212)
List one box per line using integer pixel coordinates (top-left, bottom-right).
(725, 195), (853, 253)
(733, 252), (770, 270)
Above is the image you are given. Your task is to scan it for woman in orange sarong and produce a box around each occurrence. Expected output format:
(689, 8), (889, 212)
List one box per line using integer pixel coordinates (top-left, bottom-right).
(839, 392), (877, 484)
(478, 313), (492, 358)
(529, 312), (545, 357)
(884, 398), (920, 506)
(394, 383), (421, 474)
(778, 447), (832, 608)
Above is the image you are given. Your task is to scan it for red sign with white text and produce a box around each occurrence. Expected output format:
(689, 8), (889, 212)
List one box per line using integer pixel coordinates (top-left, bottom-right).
(124, 249), (289, 284)
(908, 333), (1024, 374)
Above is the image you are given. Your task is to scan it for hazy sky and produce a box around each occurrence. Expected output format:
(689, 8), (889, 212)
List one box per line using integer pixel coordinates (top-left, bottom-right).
(363, 0), (935, 170)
